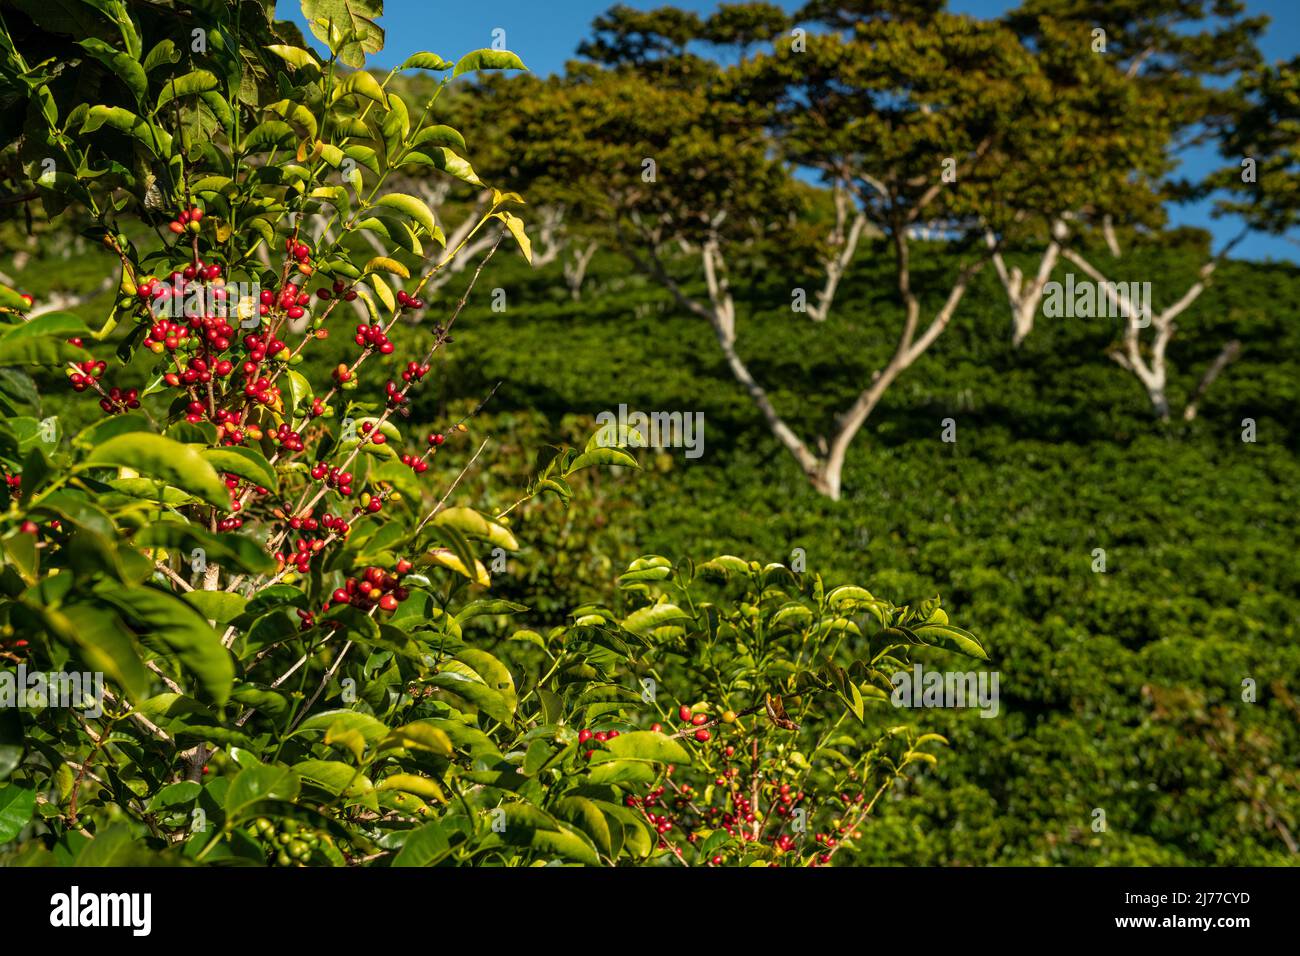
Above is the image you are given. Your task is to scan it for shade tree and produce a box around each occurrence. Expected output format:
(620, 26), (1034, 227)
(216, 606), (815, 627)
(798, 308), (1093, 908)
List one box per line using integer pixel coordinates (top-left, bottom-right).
(441, 73), (607, 300)
(704, 2), (793, 62)
(551, 12), (1071, 500)
(988, 0), (1267, 350)
(577, 4), (712, 81)
(979, 16), (1172, 345)
(0, 0), (994, 868)
(1200, 54), (1300, 238)
(1064, 55), (1298, 421)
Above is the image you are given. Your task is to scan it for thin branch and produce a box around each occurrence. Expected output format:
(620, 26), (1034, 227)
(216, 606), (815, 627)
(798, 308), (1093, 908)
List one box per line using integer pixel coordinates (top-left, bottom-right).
(1183, 340), (1242, 422)
(415, 438), (490, 535)
(155, 561), (194, 592)
(286, 638), (357, 734)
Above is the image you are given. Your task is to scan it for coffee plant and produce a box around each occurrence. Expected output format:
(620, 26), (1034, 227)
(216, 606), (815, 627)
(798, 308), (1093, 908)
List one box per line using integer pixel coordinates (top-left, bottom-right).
(0, 0), (985, 866)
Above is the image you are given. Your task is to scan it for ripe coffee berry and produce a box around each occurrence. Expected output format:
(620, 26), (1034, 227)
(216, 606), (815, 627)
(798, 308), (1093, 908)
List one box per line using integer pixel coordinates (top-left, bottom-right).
(354, 323), (394, 353)
(167, 205), (203, 235)
(400, 361), (430, 383)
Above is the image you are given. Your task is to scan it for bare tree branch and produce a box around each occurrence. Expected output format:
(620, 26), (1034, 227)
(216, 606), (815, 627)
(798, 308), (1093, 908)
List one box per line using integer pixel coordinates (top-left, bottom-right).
(564, 240), (599, 300)
(808, 182), (871, 323)
(1063, 227), (1247, 419)
(1183, 339), (1242, 422)
(24, 274), (114, 318)
(985, 218), (1067, 346)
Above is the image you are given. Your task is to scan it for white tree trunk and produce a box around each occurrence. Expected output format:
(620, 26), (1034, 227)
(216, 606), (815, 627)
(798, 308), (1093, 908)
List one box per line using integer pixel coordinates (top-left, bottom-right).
(986, 219), (1067, 346)
(632, 230), (985, 500)
(631, 241), (822, 482)
(808, 185), (869, 323)
(564, 241), (598, 300)
(422, 189), (495, 293)
(529, 206), (568, 268)
(1102, 214), (1122, 258)
(815, 244), (985, 498)
(1063, 232), (1244, 420)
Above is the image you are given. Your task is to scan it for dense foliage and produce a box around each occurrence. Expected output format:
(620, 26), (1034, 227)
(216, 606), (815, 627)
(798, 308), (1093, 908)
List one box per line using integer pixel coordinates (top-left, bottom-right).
(0, 0), (1294, 869)
(0, 0), (991, 867)
(437, 236), (1300, 865)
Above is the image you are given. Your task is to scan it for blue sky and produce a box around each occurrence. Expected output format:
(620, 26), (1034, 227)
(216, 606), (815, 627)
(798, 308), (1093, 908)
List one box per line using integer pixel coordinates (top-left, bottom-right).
(278, 0), (1298, 262)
